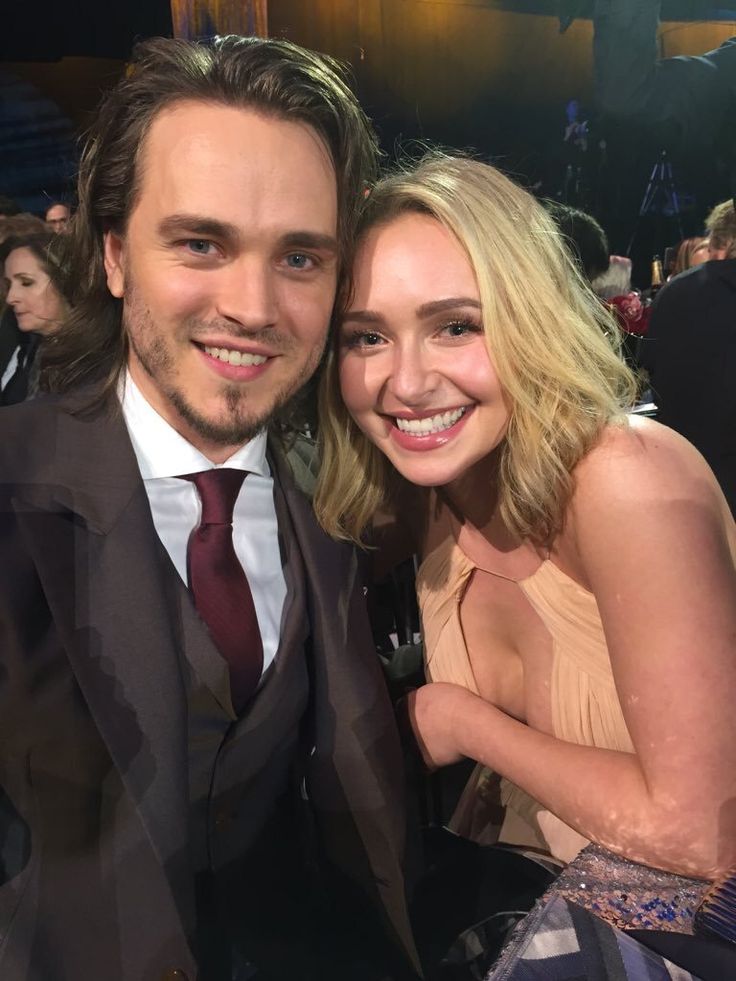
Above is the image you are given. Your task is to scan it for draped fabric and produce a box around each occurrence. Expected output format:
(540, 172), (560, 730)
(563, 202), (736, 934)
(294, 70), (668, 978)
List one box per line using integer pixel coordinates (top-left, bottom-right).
(171, 0), (268, 39)
(417, 494), (635, 862)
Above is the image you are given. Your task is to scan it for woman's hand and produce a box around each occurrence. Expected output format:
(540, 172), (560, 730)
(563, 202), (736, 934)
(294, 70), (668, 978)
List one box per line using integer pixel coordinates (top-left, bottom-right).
(406, 682), (484, 769)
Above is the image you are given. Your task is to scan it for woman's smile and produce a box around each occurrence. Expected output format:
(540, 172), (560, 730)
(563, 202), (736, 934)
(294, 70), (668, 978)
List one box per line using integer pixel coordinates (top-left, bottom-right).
(339, 212), (509, 488)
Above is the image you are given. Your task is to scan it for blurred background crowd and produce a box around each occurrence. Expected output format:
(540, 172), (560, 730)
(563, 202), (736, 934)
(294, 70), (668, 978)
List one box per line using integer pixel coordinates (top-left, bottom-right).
(4, 0), (736, 510)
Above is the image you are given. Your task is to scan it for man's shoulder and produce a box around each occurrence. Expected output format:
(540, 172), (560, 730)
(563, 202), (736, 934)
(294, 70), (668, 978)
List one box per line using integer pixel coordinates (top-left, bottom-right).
(662, 263), (707, 293)
(656, 259), (736, 307)
(1, 393), (64, 441)
(0, 388), (120, 476)
(709, 257), (736, 291)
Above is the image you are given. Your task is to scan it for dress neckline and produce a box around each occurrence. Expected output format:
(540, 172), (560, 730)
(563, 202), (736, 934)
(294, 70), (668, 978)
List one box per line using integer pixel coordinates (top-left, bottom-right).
(443, 501), (548, 584)
(426, 501), (593, 598)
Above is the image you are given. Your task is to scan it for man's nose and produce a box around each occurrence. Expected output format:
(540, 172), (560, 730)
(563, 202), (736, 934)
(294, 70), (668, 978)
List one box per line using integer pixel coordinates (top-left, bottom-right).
(215, 258), (278, 330)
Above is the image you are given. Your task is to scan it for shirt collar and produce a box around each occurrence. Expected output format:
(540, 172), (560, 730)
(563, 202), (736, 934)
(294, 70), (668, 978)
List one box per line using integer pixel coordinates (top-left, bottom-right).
(119, 370), (270, 480)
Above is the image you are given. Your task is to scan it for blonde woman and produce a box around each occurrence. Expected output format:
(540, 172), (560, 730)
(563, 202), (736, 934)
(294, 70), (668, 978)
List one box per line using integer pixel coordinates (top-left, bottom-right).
(315, 155), (736, 925)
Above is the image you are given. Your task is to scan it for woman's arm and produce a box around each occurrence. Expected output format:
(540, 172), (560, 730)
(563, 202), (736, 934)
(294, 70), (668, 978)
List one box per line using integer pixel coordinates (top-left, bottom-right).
(409, 421), (736, 877)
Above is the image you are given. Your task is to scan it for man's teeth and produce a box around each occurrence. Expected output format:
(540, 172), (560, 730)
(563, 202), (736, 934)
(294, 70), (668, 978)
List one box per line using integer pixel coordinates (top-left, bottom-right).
(395, 407), (466, 435)
(204, 345), (267, 367)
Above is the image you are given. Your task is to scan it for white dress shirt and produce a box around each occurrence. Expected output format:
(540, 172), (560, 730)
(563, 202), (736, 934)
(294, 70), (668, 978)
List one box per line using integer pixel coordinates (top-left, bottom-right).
(120, 372), (286, 677)
(1, 346), (20, 391)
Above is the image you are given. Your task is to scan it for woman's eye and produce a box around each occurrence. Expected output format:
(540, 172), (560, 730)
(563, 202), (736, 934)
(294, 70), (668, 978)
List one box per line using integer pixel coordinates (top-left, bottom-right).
(343, 330), (384, 349)
(442, 319), (481, 338)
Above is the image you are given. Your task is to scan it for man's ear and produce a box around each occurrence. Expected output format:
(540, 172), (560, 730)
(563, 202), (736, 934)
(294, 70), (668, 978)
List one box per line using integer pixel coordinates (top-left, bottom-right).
(103, 230), (126, 298)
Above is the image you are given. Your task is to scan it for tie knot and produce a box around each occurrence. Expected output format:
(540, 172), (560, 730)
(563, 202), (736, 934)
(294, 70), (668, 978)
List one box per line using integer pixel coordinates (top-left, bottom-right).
(181, 468), (247, 526)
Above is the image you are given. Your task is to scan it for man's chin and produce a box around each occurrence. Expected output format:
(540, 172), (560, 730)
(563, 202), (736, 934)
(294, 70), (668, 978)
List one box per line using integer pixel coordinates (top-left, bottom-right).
(186, 412), (269, 448)
(169, 391), (272, 449)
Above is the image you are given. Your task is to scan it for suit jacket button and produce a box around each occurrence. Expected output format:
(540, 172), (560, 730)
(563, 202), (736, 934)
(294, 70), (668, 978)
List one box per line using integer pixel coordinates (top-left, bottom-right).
(161, 970), (189, 981)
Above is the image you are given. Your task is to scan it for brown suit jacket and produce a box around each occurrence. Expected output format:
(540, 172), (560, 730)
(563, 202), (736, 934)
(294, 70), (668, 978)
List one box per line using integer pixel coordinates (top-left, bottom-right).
(0, 390), (419, 980)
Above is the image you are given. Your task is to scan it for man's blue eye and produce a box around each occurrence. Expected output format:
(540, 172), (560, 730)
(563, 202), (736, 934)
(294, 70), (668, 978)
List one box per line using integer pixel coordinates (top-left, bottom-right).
(188, 240), (212, 255)
(286, 253), (313, 269)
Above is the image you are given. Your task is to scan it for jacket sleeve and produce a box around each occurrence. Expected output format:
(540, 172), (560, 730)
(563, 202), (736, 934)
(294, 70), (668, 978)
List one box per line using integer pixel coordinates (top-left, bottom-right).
(593, 0), (736, 149)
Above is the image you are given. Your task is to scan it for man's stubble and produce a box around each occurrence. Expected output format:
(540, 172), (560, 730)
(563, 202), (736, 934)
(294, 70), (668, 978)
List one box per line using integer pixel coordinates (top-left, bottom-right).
(124, 285), (326, 447)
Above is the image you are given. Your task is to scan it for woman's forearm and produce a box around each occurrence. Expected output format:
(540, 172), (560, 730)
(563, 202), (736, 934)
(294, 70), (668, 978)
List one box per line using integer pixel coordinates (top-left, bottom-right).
(465, 698), (727, 877)
(419, 683), (729, 877)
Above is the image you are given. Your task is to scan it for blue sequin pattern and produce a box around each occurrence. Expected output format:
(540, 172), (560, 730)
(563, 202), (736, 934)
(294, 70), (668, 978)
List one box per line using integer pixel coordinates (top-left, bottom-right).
(552, 843), (709, 933)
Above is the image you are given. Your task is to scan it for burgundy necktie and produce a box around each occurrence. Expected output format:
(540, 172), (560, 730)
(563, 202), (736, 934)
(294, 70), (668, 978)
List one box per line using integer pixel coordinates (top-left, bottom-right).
(181, 469), (263, 710)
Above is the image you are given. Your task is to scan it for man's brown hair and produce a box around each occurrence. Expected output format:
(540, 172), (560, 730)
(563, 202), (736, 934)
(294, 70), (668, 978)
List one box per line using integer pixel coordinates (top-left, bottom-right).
(44, 34), (378, 401)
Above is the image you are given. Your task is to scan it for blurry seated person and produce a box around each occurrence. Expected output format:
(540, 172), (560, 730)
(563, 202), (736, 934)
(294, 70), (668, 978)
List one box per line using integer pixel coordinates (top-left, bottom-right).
(545, 201), (609, 284)
(592, 254), (650, 338)
(643, 200), (736, 515)
(45, 201), (71, 234)
(547, 204), (648, 370)
(671, 236), (709, 278)
(0, 233), (69, 405)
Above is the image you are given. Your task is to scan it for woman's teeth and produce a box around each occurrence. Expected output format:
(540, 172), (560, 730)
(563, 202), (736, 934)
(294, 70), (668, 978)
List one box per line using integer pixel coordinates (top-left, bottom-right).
(395, 407), (466, 435)
(204, 345), (267, 367)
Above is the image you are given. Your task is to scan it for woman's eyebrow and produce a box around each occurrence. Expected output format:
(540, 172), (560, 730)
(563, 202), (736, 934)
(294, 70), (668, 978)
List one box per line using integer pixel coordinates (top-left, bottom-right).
(416, 297), (481, 318)
(340, 309), (384, 325)
(341, 296), (481, 325)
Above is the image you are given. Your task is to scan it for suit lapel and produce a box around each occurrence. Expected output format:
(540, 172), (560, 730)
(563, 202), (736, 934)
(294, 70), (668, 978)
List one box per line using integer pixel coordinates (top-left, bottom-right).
(13, 398), (193, 925)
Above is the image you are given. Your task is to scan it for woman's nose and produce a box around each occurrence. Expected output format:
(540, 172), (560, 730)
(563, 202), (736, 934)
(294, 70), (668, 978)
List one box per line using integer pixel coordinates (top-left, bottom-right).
(387, 345), (440, 406)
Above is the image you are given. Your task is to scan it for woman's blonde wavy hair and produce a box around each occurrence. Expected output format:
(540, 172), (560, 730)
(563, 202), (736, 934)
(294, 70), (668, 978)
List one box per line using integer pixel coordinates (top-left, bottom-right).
(314, 153), (637, 546)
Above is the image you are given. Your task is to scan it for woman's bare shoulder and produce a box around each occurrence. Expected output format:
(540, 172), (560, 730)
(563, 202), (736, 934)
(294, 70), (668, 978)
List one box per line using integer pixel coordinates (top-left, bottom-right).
(572, 417), (728, 513)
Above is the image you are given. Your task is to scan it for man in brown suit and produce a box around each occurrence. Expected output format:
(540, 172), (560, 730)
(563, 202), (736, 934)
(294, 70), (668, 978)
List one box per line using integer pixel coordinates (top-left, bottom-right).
(0, 36), (419, 981)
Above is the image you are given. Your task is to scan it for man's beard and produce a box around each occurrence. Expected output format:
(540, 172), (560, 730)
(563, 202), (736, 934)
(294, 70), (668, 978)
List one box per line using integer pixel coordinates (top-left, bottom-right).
(125, 293), (324, 447)
(165, 378), (282, 446)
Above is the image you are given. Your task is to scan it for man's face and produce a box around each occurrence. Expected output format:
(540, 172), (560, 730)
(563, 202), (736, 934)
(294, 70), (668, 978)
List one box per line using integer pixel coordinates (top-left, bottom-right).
(104, 100), (339, 461)
(46, 204), (70, 233)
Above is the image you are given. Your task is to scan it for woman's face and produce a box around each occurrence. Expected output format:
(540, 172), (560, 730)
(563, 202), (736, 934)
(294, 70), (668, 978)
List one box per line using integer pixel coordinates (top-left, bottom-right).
(338, 212), (510, 489)
(4, 247), (65, 336)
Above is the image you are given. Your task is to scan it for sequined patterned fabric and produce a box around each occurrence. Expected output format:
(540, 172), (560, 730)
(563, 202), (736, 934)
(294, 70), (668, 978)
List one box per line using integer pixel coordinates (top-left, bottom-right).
(486, 892), (707, 981)
(549, 843), (709, 933)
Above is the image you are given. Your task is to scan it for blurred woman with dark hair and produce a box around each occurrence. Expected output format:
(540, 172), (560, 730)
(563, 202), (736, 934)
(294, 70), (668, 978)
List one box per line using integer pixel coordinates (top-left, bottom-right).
(0, 232), (69, 405)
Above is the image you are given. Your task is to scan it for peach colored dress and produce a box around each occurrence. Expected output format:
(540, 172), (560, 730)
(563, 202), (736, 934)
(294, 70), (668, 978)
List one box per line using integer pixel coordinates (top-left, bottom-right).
(417, 503), (636, 863)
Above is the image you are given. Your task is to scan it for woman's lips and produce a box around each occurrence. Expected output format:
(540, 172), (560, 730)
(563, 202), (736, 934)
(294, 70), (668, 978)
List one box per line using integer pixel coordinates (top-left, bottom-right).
(388, 406), (473, 451)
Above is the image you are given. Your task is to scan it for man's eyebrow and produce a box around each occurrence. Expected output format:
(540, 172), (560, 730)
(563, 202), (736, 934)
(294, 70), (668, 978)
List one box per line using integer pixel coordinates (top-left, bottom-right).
(280, 231), (339, 254)
(158, 214), (240, 240)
